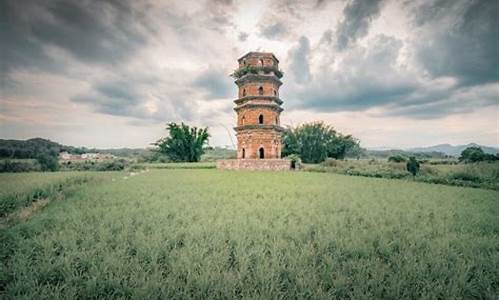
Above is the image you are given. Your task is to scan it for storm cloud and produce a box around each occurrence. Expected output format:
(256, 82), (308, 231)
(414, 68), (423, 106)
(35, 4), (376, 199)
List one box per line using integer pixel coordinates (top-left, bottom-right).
(0, 0), (497, 148)
(336, 0), (384, 50)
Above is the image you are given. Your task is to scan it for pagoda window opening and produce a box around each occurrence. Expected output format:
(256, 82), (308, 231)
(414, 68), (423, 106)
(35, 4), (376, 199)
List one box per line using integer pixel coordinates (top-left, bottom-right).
(260, 59), (264, 66)
(242, 89), (246, 97)
(259, 114), (264, 124)
(242, 148), (245, 159)
(273, 90), (277, 96)
(275, 117), (278, 125)
(259, 147), (265, 159)
(258, 86), (264, 95)
(241, 115), (245, 125)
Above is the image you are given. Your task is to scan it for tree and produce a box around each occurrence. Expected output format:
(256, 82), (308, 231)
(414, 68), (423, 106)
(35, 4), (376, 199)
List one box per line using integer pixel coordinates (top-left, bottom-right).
(406, 156), (420, 176)
(459, 146), (498, 163)
(282, 122), (360, 163)
(154, 123), (210, 162)
(36, 152), (59, 171)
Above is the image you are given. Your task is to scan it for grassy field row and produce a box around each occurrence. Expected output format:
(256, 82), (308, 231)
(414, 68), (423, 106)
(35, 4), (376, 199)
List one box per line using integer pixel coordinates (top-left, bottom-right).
(0, 172), (118, 218)
(304, 160), (499, 190)
(1, 169), (497, 299)
(133, 162), (216, 169)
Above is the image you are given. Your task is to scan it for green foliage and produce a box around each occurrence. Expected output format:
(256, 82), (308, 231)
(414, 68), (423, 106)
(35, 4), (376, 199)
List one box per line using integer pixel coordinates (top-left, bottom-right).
(459, 146), (499, 163)
(306, 159), (498, 190)
(0, 170), (497, 298)
(154, 123), (210, 162)
(282, 122), (360, 163)
(406, 157), (420, 176)
(388, 155), (406, 163)
(0, 159), (41, 173)
(0, 138), (61, 159)
(60, 159), (128, 171)
(36, 152), (59, 172)
(286, 154), (302, 170)
(231, 65), (283, 79)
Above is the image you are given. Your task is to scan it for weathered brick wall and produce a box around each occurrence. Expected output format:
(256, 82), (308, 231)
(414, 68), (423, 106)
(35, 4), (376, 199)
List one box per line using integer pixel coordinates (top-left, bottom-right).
(237, 107), (279, 126)
(216, 159), (290, 171)
(237, 129), (282, 159)
(239, 82), (279, 98)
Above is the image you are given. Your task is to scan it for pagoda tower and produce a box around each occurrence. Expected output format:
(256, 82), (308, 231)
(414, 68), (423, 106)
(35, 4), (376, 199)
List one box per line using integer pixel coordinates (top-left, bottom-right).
(232, 52), (284, 159)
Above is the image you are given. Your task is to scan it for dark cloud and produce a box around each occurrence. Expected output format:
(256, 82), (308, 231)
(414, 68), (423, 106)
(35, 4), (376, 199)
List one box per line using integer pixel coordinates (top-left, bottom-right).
(288, 36), (311, 84)
(381, 83), (498, 119)
(72, 80), (142, 118)
(2, 0), (146, 65)
(319, 30), (334, 45)
(33, 1), (146, 62)
(289, 32), (497, 119)
(193, 68), (233, 99)
(71, 72), (204, 124)
(336, 0), (384, 50)
(259, 22), (288, 40)
(412, 0), (498, 86)
(0, 1), (57, 86)
(0, 0), (148, 87)
(238, 32), (249, 41)
(288, 35), (417, 112)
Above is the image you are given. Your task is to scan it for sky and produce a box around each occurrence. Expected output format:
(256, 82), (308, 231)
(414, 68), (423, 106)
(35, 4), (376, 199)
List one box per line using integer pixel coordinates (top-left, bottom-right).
(0, 0), (498, 149)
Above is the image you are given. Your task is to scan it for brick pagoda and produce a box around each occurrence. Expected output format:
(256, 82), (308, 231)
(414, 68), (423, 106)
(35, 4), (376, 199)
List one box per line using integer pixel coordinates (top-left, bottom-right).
(217, 52), (290, 170)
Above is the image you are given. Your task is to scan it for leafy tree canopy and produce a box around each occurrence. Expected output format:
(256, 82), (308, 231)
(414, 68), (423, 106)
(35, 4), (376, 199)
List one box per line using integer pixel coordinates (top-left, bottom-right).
(282, 122), (360, 163)
(154, 123), (210, 162)
(459, 146), (499, 163)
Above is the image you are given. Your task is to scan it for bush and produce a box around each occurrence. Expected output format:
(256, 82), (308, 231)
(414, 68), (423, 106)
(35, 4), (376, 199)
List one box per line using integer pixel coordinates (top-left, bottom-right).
(286, 154), (302, 170)
(406, 157), (420, 176)
(36, 153), (59, 172)
(60, 159), (128, 171)
(388, 155), (406, 163)
(0, 160), (41, 173)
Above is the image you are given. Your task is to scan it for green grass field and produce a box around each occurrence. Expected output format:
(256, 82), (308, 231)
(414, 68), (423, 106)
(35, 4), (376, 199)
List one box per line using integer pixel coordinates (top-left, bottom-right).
(305, 159), (499, 190)
(1, 169), (498, 299)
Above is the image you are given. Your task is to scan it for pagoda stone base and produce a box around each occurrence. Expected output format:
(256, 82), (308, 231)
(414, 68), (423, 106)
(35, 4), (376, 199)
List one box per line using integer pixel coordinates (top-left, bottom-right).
(216, 159), (291, 171)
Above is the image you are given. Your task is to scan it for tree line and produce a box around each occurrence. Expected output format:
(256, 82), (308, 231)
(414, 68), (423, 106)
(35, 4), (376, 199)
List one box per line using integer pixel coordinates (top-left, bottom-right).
(153, 121), (360, 163)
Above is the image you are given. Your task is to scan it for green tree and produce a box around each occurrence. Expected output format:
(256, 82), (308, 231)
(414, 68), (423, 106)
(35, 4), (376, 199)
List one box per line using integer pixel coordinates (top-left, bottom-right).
(154, 123), (210, 162)
(282, 122), (360, 163)
(459, 146), (498, 163)
(406, 156), (420, 176)
(36, 152), (59, 171)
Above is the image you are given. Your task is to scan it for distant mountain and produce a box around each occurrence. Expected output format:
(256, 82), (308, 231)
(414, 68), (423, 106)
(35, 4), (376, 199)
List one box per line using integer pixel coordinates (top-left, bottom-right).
(407, 143), (498, 157)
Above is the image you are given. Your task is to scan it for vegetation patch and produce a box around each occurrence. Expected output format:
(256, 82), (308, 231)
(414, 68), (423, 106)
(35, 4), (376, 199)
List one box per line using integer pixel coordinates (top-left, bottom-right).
(304, 159), (499, 190)
(0, 169), (497, 298)
(0, 172), (114, 219)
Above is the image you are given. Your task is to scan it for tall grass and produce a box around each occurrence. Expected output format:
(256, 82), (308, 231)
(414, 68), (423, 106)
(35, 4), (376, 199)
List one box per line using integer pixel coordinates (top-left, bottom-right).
(0, 172), (116, 217)
(1, 169), (497, 298)
(304, 159), (499, 190)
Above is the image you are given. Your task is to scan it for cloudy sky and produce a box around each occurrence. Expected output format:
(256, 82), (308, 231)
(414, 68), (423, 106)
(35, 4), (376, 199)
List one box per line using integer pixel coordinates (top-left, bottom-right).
(1, 0), (498, 149)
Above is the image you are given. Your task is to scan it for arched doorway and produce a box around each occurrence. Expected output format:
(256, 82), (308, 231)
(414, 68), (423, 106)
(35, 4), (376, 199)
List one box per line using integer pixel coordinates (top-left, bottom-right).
(259, 147), (264, 159)
(259, 114), (264, 124)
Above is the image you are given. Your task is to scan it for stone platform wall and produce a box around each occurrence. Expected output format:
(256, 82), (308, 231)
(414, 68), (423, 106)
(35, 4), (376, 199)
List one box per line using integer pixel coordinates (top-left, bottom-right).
(216, 159), (291, 171)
